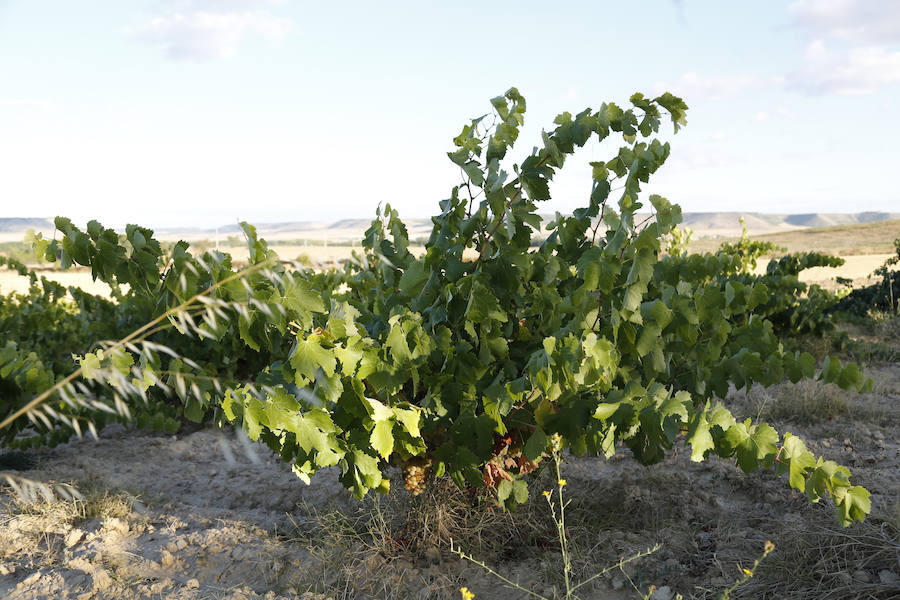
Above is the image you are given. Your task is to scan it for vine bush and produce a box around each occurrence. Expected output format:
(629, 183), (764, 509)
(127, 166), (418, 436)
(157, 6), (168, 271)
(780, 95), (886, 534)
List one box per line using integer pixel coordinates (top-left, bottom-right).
(834, 236), (900, 316)
(1, 89), (872, 526)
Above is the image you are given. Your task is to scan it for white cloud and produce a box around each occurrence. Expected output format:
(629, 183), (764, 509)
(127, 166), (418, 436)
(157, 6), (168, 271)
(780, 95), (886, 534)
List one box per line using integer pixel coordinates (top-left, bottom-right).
(788, 0), (900, 45)
(775, 106), (794, 117)
(0, 99), (57, 112)
(654, 72), (756, 101)
(787, 40), (900, 95)
(149, 0), (290, 12)
(804, 38), (827, 60)
(132, 2), (293, 60)
(786, 1), (900, 95)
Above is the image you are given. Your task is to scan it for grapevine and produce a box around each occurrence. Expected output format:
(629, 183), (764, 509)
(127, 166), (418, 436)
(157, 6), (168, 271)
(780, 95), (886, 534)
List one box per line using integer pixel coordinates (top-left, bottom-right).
(1, 88), (873, 527)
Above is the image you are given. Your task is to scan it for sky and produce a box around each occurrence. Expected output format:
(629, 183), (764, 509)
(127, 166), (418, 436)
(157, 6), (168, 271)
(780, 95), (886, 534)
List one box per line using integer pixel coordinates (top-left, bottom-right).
(1, 0), (899, 229)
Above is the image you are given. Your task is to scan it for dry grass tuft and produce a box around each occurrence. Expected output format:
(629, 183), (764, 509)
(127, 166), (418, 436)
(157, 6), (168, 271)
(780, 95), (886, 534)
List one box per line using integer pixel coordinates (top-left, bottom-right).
(286, 473), (553, 599)
(0, 481), (142, 572)
(749, 380), (849, 424)
(4, 482), (139, 534)
(729, 515), (900, 599)
(873, 314), (900, 345)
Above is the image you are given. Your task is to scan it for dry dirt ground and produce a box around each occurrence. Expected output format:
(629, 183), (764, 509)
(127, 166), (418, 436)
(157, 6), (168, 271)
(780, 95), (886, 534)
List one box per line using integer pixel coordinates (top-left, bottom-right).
(687, 219), (900, 257)
(1, 346), (898, 600)
(0, 271), (119, 297)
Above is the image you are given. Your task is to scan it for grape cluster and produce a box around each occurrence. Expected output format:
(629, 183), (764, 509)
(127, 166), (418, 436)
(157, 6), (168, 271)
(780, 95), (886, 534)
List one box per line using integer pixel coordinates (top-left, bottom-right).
(403, 461), (430, 496)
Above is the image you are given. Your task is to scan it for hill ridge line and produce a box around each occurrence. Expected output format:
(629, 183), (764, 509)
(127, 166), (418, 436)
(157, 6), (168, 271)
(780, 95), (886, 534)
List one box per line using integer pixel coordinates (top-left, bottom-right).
(2, 212), (899, 240)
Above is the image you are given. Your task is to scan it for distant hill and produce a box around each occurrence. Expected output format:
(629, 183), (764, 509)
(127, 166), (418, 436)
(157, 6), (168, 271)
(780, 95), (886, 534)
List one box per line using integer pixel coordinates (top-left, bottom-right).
(2, 212), (898, 243)
(179, 218), (435, 242)
(678, 212), (900, 237)
(0, 218), (53, 233)
(203, 212), (900, 241)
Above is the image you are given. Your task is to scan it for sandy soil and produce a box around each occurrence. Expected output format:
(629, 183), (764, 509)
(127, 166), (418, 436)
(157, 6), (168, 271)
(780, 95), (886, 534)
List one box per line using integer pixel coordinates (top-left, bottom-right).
(0, 270), (118, 297)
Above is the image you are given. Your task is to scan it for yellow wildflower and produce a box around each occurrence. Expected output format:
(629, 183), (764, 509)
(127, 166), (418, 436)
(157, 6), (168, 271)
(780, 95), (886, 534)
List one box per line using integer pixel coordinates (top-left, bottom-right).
(742, 568), (753, 577)
(542, 490), (551, 498)
(558, 479), (567, 487)
(460, 587), (475, 600)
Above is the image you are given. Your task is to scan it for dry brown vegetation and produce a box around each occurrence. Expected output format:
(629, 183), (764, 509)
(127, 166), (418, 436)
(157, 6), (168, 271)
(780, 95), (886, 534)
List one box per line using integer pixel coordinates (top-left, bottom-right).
(687, 219), (900, 256)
